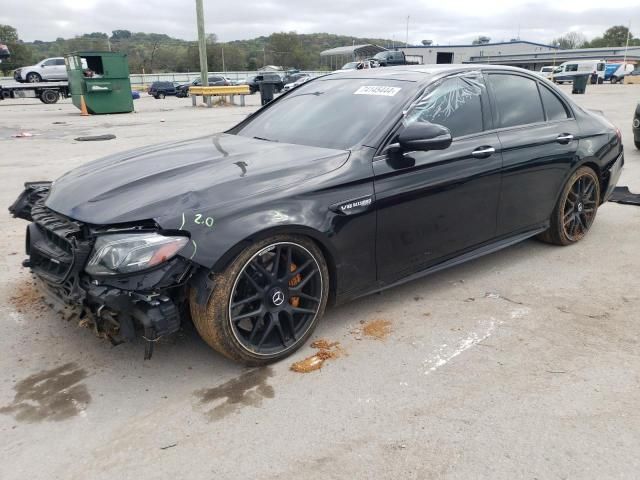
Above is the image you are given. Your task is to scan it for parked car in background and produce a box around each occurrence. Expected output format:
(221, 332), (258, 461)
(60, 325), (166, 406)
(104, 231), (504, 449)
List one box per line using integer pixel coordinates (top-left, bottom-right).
(9, 65), (623, 364)
(633, 102), (640, 149)
(552, 60), (605, 84)
(175, 76), (231, 97)
(372, 50), (418, 67)
(625, 69), (640, 85)
(13, 57), (68, 83)
(538, 66), (554, 79)
(148, 81), (177, 99)
(282, 72), (309, 85)
(247, 73), (284, 94)
(282, 75), (311, 92)
(340, 59), (378, 70)
(608, 63), (635, 84)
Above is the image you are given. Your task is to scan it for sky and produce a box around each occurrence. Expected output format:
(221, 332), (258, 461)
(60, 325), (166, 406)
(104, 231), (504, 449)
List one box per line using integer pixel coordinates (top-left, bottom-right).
(1, 0), (639, 45)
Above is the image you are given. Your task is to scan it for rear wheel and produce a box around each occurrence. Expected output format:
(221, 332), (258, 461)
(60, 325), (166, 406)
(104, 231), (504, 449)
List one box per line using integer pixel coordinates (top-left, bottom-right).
(190, 235), (330, 365)
(26, 72), (42, 83)
(538, 166), (600, 245)
(39, 89), (59, 104)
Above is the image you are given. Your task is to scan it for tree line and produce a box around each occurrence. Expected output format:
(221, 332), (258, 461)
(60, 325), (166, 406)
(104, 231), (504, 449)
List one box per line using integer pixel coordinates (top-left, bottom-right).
(551, 25), (640, 50)
(0, 25), (401, 75)
(1, 24), (639, 76)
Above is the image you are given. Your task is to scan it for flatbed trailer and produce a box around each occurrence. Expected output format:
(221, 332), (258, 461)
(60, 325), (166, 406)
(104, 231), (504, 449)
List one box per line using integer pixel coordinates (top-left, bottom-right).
(0, 81), (69, 104)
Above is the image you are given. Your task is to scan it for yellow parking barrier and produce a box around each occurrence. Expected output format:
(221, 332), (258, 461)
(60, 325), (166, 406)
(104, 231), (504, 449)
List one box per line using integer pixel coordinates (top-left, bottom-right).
(189, 85), (251, 107)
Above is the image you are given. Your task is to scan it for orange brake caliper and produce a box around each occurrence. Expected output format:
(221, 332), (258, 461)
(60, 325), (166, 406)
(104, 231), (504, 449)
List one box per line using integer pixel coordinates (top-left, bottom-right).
(289, 262), (301, 307)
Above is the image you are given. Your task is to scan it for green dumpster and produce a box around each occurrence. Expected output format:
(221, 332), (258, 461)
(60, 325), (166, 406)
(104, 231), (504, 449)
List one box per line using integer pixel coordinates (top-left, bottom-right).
(65, 51), (134, 114)
(571, 74), (589, 95)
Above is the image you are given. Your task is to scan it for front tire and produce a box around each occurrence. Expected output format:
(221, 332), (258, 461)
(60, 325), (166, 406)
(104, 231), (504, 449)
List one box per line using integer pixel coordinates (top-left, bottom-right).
(538, 166), (600, 246)
(190, 235), (330, 365)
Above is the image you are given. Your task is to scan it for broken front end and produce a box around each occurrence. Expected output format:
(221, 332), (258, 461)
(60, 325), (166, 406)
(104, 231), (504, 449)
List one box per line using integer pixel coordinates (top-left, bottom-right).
(9, 182), (195, 358)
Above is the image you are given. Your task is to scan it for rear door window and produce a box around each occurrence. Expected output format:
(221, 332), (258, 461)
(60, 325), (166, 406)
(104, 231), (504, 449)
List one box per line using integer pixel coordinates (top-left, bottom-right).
(487, 74), (545, 128)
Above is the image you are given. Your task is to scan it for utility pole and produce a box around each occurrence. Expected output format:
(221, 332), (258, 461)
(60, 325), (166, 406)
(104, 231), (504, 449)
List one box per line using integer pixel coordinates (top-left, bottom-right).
(623, 20), (631, 68)
(195, 0), (208, 87)
(405, 16), (410, 46)
(222, 46), (225, 72)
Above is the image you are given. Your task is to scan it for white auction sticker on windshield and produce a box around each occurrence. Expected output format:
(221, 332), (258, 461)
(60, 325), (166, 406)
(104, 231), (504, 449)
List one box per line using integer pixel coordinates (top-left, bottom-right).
(354, 86), (401, 96)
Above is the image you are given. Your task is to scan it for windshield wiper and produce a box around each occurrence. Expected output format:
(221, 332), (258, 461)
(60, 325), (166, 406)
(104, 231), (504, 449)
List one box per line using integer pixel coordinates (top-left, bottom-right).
(253, 136), (278, 142)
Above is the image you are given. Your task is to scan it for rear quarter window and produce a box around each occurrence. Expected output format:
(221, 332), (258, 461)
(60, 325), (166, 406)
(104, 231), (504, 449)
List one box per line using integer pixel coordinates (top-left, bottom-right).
(539, 85), (570, 121)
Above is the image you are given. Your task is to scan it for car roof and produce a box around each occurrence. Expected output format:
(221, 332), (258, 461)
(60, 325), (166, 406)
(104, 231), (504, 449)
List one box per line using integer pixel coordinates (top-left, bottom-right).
(324, 64), (542, 83)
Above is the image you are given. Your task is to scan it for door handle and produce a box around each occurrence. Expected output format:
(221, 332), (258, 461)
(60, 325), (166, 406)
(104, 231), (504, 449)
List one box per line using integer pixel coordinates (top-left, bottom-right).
(471, 146), (495, 158)
(556, 133), (574, 144)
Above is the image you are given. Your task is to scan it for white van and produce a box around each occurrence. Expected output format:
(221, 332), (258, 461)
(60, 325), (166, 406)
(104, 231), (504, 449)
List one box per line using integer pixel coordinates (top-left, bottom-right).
(552, 60), (606, 84)
(538, 66), (555, 79)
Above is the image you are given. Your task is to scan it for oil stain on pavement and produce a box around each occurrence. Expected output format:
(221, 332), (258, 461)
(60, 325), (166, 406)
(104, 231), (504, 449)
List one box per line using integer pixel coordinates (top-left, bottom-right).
(194, 367), (274, 421)
(0, 362), (91, 422)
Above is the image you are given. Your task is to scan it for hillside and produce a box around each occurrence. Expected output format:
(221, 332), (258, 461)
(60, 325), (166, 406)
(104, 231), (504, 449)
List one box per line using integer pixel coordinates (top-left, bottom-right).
(21, 31), (404, 73)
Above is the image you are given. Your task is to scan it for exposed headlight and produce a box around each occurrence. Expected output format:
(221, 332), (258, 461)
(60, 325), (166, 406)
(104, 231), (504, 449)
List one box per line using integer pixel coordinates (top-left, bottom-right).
(85, 233), (189, 276)
(633, 118), (640, 129)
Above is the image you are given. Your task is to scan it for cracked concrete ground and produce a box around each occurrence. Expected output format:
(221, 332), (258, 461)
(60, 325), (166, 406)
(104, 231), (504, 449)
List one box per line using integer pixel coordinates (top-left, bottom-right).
(1, 85), (639, 479)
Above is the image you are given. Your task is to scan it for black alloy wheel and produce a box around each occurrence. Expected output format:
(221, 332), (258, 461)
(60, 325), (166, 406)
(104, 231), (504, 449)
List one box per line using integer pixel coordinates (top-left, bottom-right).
(189, 235), (329, 365)
(229, 242), (323, 356)
(538, 166), (600, 246)
(562, 172), (598, 242)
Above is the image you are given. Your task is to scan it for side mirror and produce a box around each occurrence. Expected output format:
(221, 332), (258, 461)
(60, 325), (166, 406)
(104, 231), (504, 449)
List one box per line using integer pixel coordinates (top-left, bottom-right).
(395, 122), (452, 152)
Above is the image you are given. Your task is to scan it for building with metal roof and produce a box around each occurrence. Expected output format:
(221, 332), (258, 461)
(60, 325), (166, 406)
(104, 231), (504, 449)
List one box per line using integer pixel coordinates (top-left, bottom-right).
(320, 44), (387, 69)
(465, 46), (640, 70)
(399, 40), (557, 65)
(397, 40), (639, 71)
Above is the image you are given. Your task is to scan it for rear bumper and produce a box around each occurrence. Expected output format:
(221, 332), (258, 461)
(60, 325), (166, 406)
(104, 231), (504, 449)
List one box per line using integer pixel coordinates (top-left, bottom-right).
(603, 151), (624, 202)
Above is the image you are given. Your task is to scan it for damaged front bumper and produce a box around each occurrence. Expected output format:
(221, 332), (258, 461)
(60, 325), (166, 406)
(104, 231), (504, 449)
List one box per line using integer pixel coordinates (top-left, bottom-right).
(9, 182), (194, 359)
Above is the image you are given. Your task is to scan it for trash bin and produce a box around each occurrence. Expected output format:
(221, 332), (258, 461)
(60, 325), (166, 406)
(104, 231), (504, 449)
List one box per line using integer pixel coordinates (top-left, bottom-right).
(259, 81), (275, 105)
(65, 51), (134, 114)
(572, 74), (590, 94)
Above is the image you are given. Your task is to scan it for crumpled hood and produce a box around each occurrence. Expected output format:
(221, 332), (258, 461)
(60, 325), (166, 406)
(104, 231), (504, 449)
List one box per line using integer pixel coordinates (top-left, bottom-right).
(46, 133), (349, 225)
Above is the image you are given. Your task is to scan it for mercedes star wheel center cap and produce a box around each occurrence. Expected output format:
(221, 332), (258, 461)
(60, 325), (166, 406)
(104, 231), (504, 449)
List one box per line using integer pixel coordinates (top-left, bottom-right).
(272, 289), (285, 306)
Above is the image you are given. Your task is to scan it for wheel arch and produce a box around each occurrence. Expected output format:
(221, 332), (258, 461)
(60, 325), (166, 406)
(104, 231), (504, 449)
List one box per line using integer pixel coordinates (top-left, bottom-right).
(550, 158), (602, 212)
(194, 225), (339, 305)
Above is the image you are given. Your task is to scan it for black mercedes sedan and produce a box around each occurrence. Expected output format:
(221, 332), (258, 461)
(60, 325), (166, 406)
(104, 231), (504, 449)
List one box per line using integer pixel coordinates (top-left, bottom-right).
(10, 65), (623, 364)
